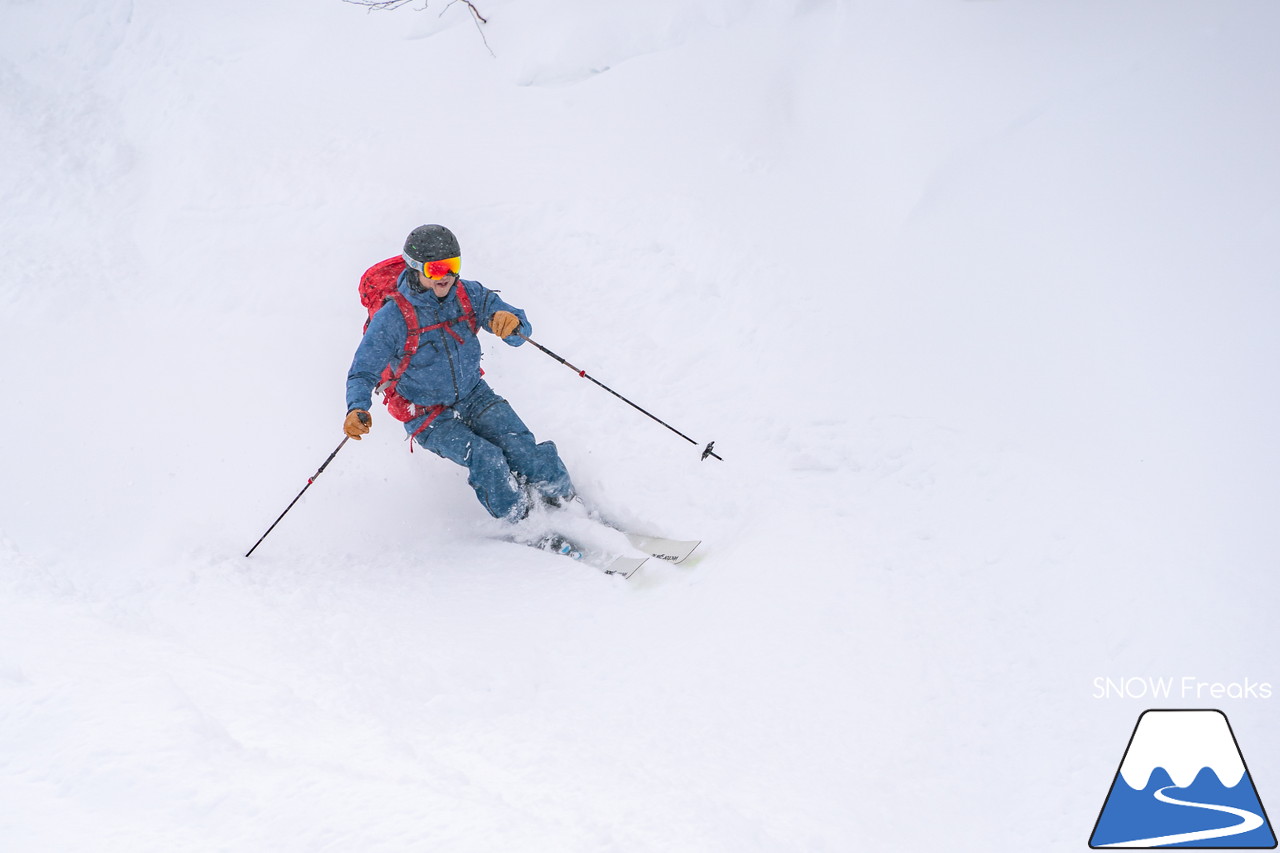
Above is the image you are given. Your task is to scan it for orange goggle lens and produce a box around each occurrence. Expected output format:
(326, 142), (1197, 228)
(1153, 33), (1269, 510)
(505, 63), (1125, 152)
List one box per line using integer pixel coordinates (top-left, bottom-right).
(421, 256), (461, 279)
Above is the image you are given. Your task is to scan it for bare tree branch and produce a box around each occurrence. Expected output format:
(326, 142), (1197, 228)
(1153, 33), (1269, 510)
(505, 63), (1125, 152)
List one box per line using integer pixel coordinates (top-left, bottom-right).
(341, 0), (492, 55)
(447, 0), (487, 25)
(342, 0), (418, 10)
(445, 0), (492, 54)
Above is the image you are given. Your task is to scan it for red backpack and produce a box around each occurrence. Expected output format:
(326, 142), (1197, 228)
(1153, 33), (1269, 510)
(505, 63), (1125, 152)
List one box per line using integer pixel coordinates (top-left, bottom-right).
(358, 256), (480, 440)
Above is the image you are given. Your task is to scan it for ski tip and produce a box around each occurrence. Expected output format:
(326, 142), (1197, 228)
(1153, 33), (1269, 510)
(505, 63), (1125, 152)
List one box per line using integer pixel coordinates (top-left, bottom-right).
(623, 534), (700, 565)
(666, 541), (700, 564)
(604, 555), (648, 580)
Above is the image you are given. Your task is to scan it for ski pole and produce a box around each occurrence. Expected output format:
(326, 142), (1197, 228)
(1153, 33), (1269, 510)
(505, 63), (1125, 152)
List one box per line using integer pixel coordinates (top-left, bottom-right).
(518, 333), (722, 461)
(245, 412), (369, 557)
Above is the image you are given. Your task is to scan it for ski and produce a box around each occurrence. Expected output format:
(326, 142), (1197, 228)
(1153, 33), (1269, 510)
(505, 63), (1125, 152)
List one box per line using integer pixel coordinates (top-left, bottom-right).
(549, 499), (701, 564)
(525, 497), (700, 572)
(622, 533), (700, 564)
(524, 532), (649, 579)
(602, 554), (648, 579)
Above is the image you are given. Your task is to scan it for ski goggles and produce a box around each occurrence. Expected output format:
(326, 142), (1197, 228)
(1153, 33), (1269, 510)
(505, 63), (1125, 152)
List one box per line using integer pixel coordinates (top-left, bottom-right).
(403, 254), (461, 279)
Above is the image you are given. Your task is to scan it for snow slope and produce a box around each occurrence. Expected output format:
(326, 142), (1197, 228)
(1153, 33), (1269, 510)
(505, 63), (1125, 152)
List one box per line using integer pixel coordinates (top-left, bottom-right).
(3, 1), (1279, 850)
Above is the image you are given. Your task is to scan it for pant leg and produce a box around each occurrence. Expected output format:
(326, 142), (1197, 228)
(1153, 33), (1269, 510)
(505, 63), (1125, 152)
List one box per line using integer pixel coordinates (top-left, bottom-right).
(414, 409), (527, 520)
(456, 382), (575, 501)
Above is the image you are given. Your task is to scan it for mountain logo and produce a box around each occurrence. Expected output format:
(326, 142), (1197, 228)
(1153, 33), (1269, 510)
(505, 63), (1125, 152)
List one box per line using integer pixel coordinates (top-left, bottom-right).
(1090, 709), (1276, 848)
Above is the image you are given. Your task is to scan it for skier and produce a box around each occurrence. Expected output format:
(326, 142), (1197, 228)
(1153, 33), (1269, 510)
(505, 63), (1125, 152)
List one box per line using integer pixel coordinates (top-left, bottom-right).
(342, 224), (576, 521)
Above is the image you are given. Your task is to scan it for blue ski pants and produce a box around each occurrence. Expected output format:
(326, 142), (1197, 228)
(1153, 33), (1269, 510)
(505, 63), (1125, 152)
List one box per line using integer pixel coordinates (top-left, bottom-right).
(408, 380), (574, 519)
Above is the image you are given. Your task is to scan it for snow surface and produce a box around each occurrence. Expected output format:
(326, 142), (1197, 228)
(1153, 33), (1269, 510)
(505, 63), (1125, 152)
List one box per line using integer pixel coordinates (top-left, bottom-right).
(3, 1), (1280, 850)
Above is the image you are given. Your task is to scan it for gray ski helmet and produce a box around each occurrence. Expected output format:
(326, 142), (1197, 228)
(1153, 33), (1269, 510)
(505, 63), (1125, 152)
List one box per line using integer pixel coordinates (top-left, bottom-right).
(402, 224), (461, 270)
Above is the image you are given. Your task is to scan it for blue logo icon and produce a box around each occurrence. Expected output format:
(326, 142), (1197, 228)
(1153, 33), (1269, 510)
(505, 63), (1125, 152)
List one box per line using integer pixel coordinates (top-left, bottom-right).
(1091, 709), (1276, 848)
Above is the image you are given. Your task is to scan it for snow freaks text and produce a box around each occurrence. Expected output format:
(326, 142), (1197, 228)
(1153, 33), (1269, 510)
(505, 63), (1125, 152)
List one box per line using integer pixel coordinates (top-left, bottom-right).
(1092, 676), (1273, 701)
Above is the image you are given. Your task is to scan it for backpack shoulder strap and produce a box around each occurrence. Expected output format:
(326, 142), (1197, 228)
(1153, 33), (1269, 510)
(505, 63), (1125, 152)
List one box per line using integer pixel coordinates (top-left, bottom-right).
(454, 279), (479, 334)
(388, 291), (421, 355)
(378, 291), (420, 397)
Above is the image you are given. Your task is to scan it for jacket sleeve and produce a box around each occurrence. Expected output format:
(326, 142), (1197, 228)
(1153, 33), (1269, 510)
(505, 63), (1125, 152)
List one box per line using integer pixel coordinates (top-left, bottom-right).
(345, 304), (405, 412)
(467, 280), (531, 347)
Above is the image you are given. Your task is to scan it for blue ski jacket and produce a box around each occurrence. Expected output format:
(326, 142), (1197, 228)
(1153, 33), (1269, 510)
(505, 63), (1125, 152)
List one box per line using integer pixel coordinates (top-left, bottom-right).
(345, 271), (530, 413)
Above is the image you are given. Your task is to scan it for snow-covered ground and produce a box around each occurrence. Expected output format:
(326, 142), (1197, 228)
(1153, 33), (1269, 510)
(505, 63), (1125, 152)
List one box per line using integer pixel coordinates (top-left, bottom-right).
(3, 1), (1279, 850)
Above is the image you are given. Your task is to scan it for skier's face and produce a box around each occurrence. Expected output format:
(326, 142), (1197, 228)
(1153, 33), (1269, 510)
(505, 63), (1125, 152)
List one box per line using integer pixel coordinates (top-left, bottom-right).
(417, 269), (457, 298)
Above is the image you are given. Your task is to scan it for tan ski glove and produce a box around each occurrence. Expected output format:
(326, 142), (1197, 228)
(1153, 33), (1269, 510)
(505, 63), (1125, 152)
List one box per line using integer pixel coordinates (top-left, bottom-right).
(489, 310), (521, 339)
(344, 409), (371, 439)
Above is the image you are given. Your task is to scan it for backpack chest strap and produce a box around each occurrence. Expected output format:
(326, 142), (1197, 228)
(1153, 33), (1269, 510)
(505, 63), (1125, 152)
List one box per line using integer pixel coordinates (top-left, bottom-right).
(390, 285), (478, 350)
(420, 319), (466, 344)
(378, 284), (482, 398)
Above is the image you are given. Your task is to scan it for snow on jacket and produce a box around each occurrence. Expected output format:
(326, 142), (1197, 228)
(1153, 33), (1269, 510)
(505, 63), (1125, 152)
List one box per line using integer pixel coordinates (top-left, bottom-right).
(345, 271), (530, 413)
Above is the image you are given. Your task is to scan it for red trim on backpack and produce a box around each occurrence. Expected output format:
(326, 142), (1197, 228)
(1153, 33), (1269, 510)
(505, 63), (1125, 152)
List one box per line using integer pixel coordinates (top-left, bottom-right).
(454, 282), (479, 334)
(360, 257), (408, 333)
(406, 404), (446, 451)
(376, 291), (422, 423)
